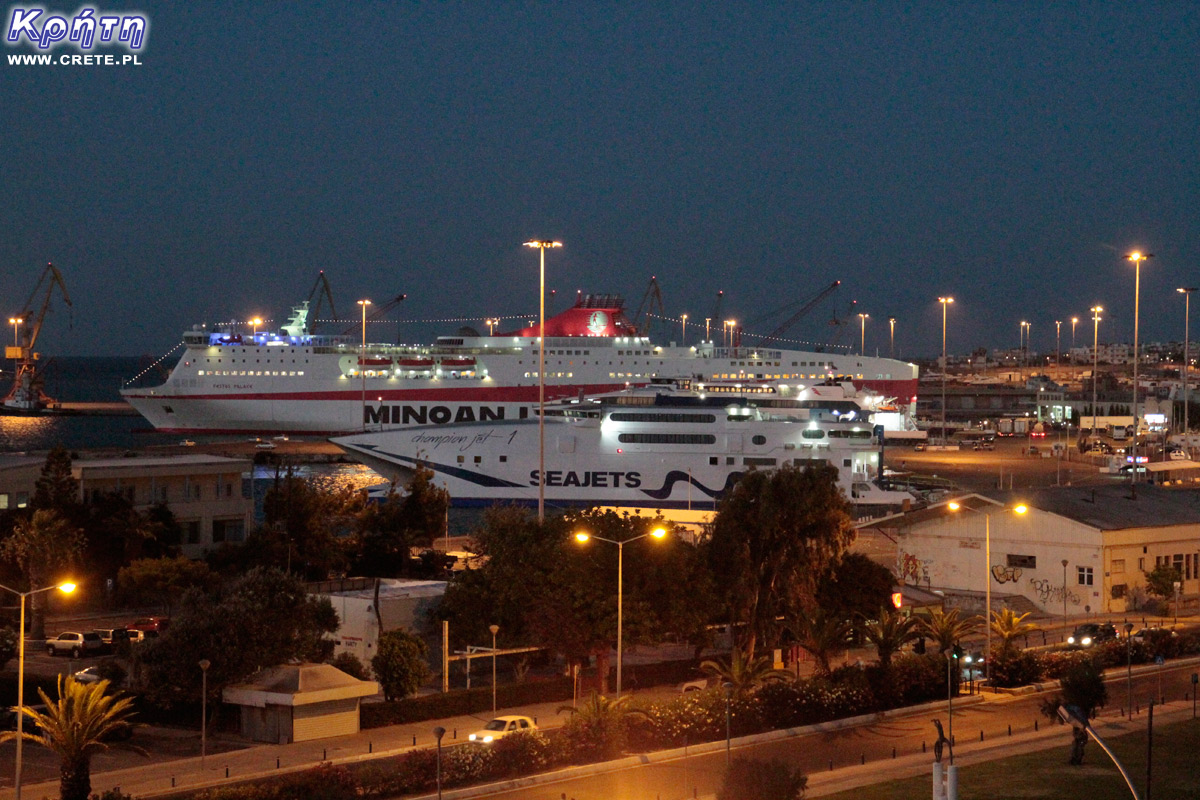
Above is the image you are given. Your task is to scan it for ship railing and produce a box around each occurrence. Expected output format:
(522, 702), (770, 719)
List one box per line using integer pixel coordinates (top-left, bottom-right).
(711, 347), (784, 360)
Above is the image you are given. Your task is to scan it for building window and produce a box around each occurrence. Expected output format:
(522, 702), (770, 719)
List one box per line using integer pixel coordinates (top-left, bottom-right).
(1112, 584), (1126, 599)
(1077, 566), (1094, 586)
(184, 521), (200, 545)
(1007, 554), (1036, 569)
(0, 493), (7, 509)
(1138, 557), (1145, 571)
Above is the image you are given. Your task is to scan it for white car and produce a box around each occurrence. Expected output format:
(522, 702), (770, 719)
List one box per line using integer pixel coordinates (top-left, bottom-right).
(467, 715), (537, 743)
(72, 666), (105, 684)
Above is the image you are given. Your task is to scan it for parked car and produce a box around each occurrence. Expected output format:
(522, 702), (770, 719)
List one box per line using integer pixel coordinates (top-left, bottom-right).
(94, 628), (139, 653)
(0, 703), (48, 734)
(46, 631), (104, 658)
(678, 676), (711, 693)
(972, 442), (995, 451)
(72, 666), (105, 684)
(467, 715), (538, 743)
(126, 617), (170, 634)
(1067, 623), (1117, 648)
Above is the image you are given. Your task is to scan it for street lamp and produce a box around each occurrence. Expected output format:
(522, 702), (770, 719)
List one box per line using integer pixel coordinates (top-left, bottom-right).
(357, 299), (371, 431)
(1062, 559), (1069, 630)
(724, 681), (734, 767)
(1071, 316), (1079, 378)
(574, 526), (667, 694)
(1124, 622), (1134, 716)
(1020, 321), (1031, 367)
(1127, 251), (1154, 496)
(948, 500), (1028, 680)
(888, 316), (896, 358)
(489, 624), (500, 716)
(433, 726), (446, 799)
(1091, 307), (1103, 440)
(523, 240), (562, 523)
(939, 298), (954, 445)
(250, 316), (263, 340)
(858, 313), (870, 356)
(680, 313), (688, 346)
(0, 580), (76, 800)
(8, 317), (22, 347)
(199, 658), (211, 768)
(1178, 288), (1197, 439)
(725, 319), (736, 350)
(486, 318), (498, 336)
(1055, 320), (1062, 371)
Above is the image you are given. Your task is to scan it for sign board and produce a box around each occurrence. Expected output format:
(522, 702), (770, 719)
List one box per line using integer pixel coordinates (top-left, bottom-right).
(1155, 655), (1165, 666)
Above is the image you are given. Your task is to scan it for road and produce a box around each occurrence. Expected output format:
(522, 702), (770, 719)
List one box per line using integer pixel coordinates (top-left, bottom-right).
(466, 660), (1200, 800)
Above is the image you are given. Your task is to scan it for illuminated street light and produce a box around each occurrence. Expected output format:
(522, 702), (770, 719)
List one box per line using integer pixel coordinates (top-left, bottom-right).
(1091, 306), (1104, 440)
(523, 240), (563, 523)
(888, 316), (896, 358)
(948, 501), (1028, 681)
(1127, 251), (1154, 496)
(680, 313), (688, 346)
(574, 526), (668, 694)
(250, 316), (263, 339)
(724, 319), (736, 349)
(1071, 316), (1079, 378)
(858, 313), (870, 356)
(8, 316), (23, 348)
(939, 298), (954, 445)
(486, 318), (498, 336)
(1055, 320), (1062, 371)
(357, 300), (371, 432)
(1020, 321), (1031, 367)
(1178, 288), (1197, 439)
(0, 580), (77, 800)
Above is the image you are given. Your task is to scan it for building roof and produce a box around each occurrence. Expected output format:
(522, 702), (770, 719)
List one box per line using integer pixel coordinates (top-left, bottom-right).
(313, 577), (447, 600)
(76, 454), (249, 470)
(860, 485), (1200, 533)
(222, 663), (378, 707)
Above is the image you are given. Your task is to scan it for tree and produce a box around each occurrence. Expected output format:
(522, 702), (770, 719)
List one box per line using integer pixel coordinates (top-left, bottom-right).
(372, 629), (431, 701)
(858, 607), (921, 671)
(352, 466), (450, 577)
(138, 567), (339, 708)
(1042, 659), (1108, 766)
(0, 676), (145, 800)
(0, 626), (16, 670)
(1144, 563), (1182, 600)
(556, 691), (644, 760)
(718, 757), (808, 800)
(789, 607), (851, 676)
(117, 556), (214, 615)
(706, 464), (855, 660)
(32, 445), (80, 513)
(815, 553), (895, 623)
(919, 608), (978, 655)
(990, 609), (1040, 658)
(700, 646), (790, 696)
(260, 470), (360, 579)
(0, 509), (84, 638)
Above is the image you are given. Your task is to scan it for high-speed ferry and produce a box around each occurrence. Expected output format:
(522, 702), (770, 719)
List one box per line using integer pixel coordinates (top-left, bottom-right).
(121, 293), (919, 435)
(331, 377), (917, 511)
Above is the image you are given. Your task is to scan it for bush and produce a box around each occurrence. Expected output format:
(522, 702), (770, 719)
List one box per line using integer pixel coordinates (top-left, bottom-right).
(990, 650), (1043, 688)
(719, 757), (807, 800)
(329, 651), (368, 680)
(357, 749), (437, 798)
(1038, 650), (1095, 680)
(872, 653), (946, 707)
(488, 729), (554, 777)
(0, 627), (16, 671)
(371, 630), (431, 701)
(96, 659), (128, 686)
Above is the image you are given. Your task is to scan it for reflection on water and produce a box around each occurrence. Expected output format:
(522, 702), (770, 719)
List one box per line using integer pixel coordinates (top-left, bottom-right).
(0, 413), (182, 452)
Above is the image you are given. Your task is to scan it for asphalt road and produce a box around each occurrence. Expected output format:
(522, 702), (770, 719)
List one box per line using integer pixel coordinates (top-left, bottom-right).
(467, 661), (1200, 800)
(884, 436), (1112, 492)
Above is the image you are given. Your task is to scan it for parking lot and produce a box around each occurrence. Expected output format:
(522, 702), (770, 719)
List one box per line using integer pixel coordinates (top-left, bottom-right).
(884, 434), (1111, 492)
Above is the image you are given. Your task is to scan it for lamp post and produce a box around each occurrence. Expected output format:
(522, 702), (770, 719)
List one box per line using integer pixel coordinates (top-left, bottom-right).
(1127, 251), (1153, 497)
(1179, 288), (1197, 439)
(948, 501), (1028, 681)
(858, 313), (869, 356)
(1056, 320), (1062, 371)
(433, 726), (446, 799)
(489, 624), (500, 716)
(705, 317), (711, 342)
(0, 580), (76, 800)
(199, 658), (211, 768)
(486, 318), (497, 336)
(523, 240), (561, 523)
(1091, 307), (1104, 440)
(357, 299), (371, 431)
(8, 316), (22, 347)
(1071, 316), (1079, 378)
(574, 526), (667, 694)
(1124, 622), (1134, 715)
(939, 298), (954, 444)
(250, 316), (262, 340)
(723, 682), (734, 768)
(1020, 321), (1031, 367)
(725, 319), (736, 350)
(888, 316), (896, 358)
(1062, 559), (1069, 630)
(680, 313), (688, 346)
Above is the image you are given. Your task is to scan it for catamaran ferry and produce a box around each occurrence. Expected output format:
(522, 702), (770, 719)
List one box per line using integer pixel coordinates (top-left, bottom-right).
(121, 294), (919, 435)
(331, 377), (916, 510)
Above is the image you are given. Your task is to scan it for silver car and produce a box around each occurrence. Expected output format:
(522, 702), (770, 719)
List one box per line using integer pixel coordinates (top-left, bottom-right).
(45, 631), (104, 657)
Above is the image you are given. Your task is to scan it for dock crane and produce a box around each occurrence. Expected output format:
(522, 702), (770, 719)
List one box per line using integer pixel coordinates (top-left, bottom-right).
(754, 280), (842, 347)
(305, 270), (337, 333)
(705, 290), (725, 343)
(340, 293), (407, 339)
(4, 262), (72, 412)
(629, 276), (665, 338)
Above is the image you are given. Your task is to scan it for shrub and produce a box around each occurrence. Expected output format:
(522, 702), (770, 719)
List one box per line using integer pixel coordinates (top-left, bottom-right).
(872, 653), (945, 707)
(371, 630), (431, 701)
(488, 729), (554, 777)
(1038, 650), (1095, 680)
(990, 650), (1043, 688)
(329, 651), (368, 680)
(96, 659), (128, 686)
(718, 757), (807, 800)
(753, 673), (875, 732)
(357, 749), (437, 798)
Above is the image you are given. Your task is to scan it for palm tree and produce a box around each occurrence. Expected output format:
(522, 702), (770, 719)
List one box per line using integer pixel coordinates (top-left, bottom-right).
(0, 676), (145, 800)
(700, 646), (791, 695)
(990, 608), (1041, 658)
(557, 691), (644, 760)
(858, 607), (921, 670)
(789, 607), (852, 676)
(919, 608), (979, 654)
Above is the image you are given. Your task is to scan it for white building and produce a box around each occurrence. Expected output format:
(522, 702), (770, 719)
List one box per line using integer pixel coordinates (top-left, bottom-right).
(310, 577), (446, 666)
(860, 487), (1200, 616)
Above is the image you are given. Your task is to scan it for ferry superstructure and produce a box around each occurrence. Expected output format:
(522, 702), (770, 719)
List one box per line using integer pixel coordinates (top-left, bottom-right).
(331, 378), (916, 510)
(121, 294), (919, 435)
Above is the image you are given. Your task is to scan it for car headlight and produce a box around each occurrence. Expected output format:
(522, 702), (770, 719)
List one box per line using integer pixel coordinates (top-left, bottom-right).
(1082, 636), (1092, 646)
(469, 734), (478, 741)
(483, 735), (494, 743)
(1067, 636), (1076, 644)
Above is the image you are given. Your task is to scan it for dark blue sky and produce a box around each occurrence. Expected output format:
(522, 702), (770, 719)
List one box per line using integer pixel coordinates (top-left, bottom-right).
(2, 2), (1197, 360)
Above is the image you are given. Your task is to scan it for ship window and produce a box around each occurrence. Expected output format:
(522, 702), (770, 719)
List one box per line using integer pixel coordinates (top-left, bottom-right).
(499, 455), (507, 463)
(609, 413), (716, 423)
(752, 435), (767, 445)
(743, 457), (776, 466)
(727, 414), (752, 422)
(726, 457), (734, 465)
(457, 456), (465, 463)
(801, 429), (825, 439)
(474, 456), (482, 464)
(617, 433), (717, 444)
(709, 457), (718, 465)
(843, 459), (852, 467)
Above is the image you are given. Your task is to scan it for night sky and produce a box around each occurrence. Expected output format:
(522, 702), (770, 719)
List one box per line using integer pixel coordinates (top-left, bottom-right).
(2, 2), (1197, 361)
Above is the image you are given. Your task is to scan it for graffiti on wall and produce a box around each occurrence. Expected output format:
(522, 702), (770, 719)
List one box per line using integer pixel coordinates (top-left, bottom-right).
(1029, 577), (1081, 608)
(990, 565), (1023, 584)
(898, 552), (933, 586)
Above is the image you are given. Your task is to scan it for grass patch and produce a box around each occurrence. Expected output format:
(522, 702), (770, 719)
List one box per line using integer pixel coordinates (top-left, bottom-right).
(820, 718), (1200, 800)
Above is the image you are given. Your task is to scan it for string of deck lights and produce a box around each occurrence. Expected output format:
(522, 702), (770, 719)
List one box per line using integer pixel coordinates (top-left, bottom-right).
(121, 342), (185, 386)
(643, 312), (854, 351)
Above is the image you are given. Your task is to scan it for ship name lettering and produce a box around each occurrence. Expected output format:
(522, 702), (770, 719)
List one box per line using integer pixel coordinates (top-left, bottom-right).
(364, 404), (507, 426)
(529, 470), (641, 488)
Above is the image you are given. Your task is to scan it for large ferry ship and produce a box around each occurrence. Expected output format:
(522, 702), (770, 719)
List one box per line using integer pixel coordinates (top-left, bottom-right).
(121, 294), (919, 435)
(331, 377), (917, 510)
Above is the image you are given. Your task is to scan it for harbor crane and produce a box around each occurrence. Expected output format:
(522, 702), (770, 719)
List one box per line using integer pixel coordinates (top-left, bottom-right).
(305, 270), (337, 332)
(4, 262), (72, 412)
(629, 276), (665, 338)
(754, 280), (842, 347)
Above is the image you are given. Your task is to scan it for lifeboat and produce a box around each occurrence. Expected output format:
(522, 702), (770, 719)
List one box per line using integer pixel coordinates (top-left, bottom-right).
(357, 357), (393, 367)
(398, 357), (435, 368)
(439, 357), (477, 369)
